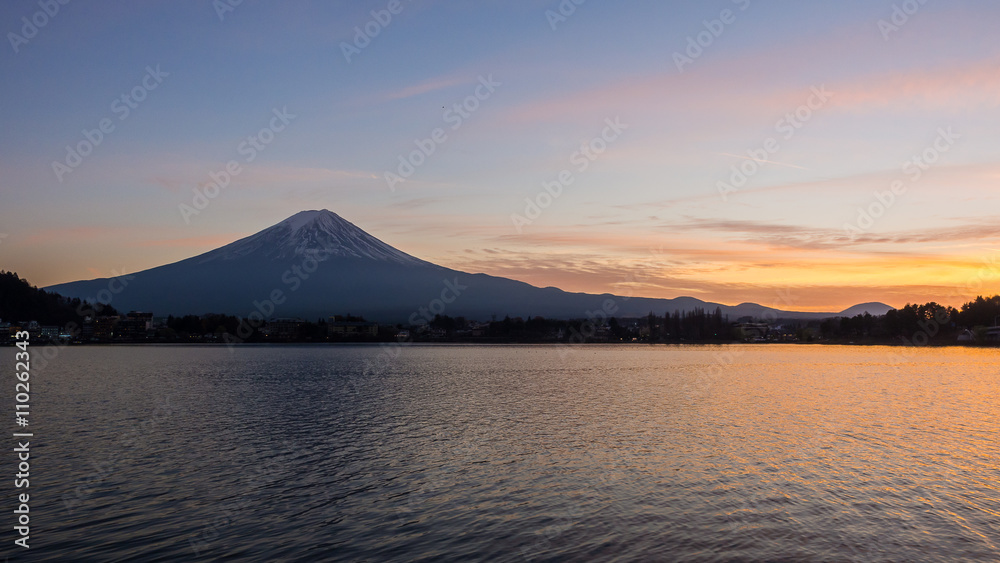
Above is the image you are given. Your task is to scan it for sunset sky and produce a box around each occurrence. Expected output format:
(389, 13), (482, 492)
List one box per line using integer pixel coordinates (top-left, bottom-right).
(2, 0), (999, 311)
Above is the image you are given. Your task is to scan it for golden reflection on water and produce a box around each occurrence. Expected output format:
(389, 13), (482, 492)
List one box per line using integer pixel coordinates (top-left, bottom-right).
(390, 344), (999, 559)
(23, 344), (1000, 561)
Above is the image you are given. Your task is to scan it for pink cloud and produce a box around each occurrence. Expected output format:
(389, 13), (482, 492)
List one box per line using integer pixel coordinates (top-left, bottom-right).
(491, 21), (1000, 127)
(22, 226), (127, 246)
(381, 75), (470, 102)
(832, 59), (1000, 112)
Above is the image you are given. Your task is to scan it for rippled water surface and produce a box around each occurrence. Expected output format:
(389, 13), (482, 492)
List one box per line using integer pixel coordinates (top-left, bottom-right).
(3, 344), (999, 561)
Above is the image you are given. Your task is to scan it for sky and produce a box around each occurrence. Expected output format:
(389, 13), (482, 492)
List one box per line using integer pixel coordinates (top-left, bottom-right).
(2, 0), (999, 312)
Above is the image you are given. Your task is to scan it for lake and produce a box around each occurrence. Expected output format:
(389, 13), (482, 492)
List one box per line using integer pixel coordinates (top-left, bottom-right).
(3, 344), (998, 561)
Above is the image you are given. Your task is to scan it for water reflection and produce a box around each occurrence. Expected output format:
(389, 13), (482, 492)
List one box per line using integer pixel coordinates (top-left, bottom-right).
(6, 344), (998, 561)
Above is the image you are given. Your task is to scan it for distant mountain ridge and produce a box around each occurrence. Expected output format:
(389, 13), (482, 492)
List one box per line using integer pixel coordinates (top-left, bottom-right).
(45, 210), (893, 322)
(836, 302), (896, 317)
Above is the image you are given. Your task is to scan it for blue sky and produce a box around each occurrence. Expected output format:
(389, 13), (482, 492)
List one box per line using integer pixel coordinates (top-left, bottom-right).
(2, 0), (1000, 310)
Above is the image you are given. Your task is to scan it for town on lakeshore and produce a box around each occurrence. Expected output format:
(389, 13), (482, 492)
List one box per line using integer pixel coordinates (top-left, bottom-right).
(4, 271), (999, 347)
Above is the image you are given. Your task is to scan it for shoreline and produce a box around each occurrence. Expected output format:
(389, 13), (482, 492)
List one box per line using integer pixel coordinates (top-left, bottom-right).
(5, 340), (998, 349)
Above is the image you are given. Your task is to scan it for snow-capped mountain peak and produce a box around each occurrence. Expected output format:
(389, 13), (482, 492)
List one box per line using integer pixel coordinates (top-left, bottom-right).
(197, 209), (428, 265)
(280, 209), (331, 232)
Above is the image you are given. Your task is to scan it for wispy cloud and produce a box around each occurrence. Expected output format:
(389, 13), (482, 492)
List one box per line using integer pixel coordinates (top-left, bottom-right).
(716, 152), (810, 171)
(386, 196), (449, 210)
(381, 75), (470, 102)
(667, 217), (1000, 252)
(832, 58), (1000, 112)
(22, 226), (128, 245)
(128, 234), (246, 249)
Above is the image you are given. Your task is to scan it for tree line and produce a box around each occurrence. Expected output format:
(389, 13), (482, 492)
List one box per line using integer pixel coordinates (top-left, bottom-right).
(3, 270), (998, 345)
(821, 296), (1000, 343)
(0, 271), (119, 326)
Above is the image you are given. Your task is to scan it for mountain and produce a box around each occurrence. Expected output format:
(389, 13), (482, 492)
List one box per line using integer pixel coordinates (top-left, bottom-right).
(837, 302), (895, 317)
(45, 210), (879, 322)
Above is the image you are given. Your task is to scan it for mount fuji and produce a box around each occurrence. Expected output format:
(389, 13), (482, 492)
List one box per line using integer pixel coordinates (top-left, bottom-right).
(45, 210), (888, 322)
